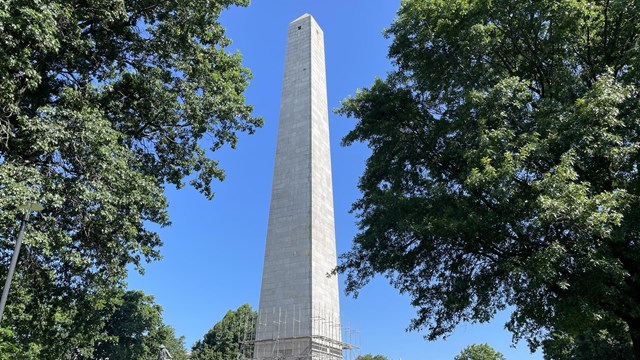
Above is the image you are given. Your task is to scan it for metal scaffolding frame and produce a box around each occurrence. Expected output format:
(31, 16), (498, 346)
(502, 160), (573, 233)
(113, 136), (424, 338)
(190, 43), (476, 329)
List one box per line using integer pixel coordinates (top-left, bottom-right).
(237, 306), (360, 360)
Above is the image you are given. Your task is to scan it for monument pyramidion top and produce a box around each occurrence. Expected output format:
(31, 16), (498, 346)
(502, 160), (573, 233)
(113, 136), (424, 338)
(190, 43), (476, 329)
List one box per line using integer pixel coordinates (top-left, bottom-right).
(291, 13), (313, 23)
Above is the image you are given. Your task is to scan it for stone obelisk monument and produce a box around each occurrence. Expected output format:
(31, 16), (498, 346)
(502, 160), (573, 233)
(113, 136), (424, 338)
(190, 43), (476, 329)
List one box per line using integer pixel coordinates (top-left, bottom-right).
(254, 14), (342, 360)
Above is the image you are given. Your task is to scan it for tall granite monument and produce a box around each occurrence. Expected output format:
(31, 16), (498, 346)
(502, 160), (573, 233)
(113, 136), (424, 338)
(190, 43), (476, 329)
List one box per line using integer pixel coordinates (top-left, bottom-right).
(254, 14), (343, 360)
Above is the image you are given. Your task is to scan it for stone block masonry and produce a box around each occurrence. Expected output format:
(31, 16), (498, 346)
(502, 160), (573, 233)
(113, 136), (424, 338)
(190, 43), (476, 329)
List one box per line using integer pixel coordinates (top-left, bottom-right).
(254, 14), (343, 360)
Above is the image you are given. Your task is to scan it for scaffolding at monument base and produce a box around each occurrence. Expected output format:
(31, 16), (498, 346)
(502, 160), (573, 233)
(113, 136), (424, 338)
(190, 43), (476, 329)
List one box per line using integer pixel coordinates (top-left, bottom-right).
(237, 306), (360, 360)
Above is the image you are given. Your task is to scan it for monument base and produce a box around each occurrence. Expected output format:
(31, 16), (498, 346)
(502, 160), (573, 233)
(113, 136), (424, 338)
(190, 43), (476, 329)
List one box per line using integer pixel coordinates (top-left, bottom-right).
(253, 336), (343, 360)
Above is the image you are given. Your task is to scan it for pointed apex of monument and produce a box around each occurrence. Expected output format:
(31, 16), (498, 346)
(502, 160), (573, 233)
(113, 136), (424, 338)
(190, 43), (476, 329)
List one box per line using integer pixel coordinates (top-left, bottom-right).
(291, 13), (313, 23)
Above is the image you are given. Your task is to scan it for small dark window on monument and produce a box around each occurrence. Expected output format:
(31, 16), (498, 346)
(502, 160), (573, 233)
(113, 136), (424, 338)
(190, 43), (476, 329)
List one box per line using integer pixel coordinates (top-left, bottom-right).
(298, 26), (302, 30)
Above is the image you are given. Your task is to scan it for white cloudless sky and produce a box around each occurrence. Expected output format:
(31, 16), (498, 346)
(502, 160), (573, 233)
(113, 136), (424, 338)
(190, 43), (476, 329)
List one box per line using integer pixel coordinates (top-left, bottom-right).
(127, 1), (544, 359)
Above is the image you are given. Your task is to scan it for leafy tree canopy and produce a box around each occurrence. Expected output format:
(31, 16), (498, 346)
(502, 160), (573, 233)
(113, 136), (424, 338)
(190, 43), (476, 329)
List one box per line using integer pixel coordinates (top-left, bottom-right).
(0, 0), (260, 357)
(190, 304), (257, 360)
(0, 289), (187, 360)
(337, 0), (640, 358)
(91, 290), (187, 360)
(542, 322), (633, 359)
(454, 344), (506, 360)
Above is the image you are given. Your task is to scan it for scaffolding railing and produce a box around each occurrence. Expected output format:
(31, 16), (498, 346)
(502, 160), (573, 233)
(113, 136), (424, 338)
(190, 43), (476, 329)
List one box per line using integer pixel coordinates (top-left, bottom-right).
(238, 306), (360, 360)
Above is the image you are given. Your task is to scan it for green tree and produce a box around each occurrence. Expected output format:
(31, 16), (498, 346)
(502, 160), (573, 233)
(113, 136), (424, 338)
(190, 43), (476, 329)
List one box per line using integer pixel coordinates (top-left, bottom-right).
(454, 344), (506, 360)
(190, 304), (257, 360)
(337, 0), (640, 358)
(92, 290), (187, 360)
(0, 0), (261, 357)
(543, 325), (633, 359)
(355, 354), (390, 360)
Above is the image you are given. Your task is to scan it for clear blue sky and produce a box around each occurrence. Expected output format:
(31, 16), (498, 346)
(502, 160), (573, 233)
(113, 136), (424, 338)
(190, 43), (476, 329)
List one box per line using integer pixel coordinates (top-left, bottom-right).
(127, 1), (544, 359)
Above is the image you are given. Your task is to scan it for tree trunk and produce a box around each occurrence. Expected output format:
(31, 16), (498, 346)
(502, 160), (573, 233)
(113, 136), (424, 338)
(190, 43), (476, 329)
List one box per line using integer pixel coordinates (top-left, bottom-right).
(629, 318), (640, 360)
